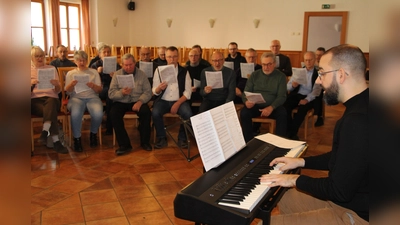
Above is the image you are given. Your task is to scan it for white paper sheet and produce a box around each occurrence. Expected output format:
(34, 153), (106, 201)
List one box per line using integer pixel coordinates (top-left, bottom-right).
(223, 61), (234, 70)
(37, 68), (56, 90)
(193, 79), (201, 88)
(275, 56), (280, 68)
(116, 74), (134, 89)
(205, 71), (223, 89)
(292, 68), (308, 85)
(103, 56), (117, 74)
(158, 65), (177, 84)
(255, 133), (305, 149)
(240, 63), (254, 78)
(244, 91), (266, 104)
(73, 74), (90, 93)
(139, 61), (153, 78)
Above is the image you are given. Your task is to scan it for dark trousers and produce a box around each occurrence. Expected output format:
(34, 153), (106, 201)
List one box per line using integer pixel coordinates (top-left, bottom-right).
(152, 99), (193, 141)
(240, 105), (287, 143)
(198, 99), (226, 113)
(313, 90), (324, 117)
(284, 94), (314, 137)
(110, 102), (151, 147)
(31, 97), (61, 135)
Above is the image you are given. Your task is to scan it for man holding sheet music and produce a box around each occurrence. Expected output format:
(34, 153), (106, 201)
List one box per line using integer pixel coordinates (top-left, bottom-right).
(152, 46), (193, 149)
(259, 44), (369, 225)
(225, 42), (246, 71)
(284, 51), (321, 140)
(240, 52), (287, 142)
(198, 51), (236, 113)
(109, 53), (153, 154)
(135, 46), (159, 87)
(235, 48), (262, 103)
(270, 40), (292, 77)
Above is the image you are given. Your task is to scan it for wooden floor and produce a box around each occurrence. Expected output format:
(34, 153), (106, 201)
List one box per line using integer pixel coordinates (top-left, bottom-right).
(31, 103), (345, 225)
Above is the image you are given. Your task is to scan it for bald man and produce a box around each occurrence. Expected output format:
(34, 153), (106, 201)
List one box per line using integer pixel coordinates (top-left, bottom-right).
(135, 46), (159, 87)
(153, 46), (167, 66)
(270, 40), (292, 76)
(199, 51), (236, 113)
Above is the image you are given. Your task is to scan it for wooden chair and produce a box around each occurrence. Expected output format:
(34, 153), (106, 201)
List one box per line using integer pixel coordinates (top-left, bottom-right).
(112, 111), (139, 146)
(251, 117), (276, 134)
(292, 108), (314, 140)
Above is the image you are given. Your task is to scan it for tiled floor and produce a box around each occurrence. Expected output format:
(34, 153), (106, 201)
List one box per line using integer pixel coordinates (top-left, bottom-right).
(31, 103), (345, 225)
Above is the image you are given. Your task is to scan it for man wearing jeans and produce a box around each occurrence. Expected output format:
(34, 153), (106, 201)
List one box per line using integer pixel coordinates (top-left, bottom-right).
(152, 46), (193, 149)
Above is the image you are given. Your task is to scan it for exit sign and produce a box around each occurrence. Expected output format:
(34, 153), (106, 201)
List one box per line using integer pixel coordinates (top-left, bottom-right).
(322, 4), (331, 9)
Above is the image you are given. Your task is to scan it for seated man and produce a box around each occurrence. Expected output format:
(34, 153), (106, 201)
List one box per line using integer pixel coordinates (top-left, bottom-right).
(240, 52), (287, 142)
(109, 53), (153, 155)
(314, 47), (326, 127)
(260, 44), (369, 225)
(235, 48), (262, 104)
(185, 44), (211, 67)
(270, 39), (292, 77)
(199, 51), (236, 113)
(50, 45), (77, 69)
(153, 46), (167, 66)
(152, 46), (193, 149)
(284, 51), (321, 140)
(135, 46), (159, 87)
(225, 42), (246, 70)
(185, 48), (209, 114)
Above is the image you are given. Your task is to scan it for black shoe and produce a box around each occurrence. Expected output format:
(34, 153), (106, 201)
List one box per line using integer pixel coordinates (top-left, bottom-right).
(90, 132), (98, 148)
(39, 130), (49, 145)
(105, 129), (113, 135)
(177, 139), (188, 149)
(73, 138), (83, 152)
(115, 146), (132, 156)
(141, 143), (152, 151)
(315, 117), (324, 127)
(53, 141), (68, 154)
(154, 137), (167, 149)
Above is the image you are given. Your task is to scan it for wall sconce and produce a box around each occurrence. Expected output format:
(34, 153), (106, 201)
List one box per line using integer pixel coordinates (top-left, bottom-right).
(166, 18), (173, 28)
(253, 19), (260, 28)
(334, 23), (342, 32)
(209, 19), (216, 28)
(113, 17), (118, 27)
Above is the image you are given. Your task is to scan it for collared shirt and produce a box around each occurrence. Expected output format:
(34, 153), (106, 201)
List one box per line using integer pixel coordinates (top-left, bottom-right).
(152, 65), (192, 101)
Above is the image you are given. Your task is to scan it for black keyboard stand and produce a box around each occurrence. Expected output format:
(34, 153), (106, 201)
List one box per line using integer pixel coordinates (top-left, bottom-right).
(164, 116), (200, 162)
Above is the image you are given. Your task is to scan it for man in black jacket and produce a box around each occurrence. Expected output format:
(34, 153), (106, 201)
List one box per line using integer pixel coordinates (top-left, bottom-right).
(270, 39), (292, 77)
(260, 44), (369, 224)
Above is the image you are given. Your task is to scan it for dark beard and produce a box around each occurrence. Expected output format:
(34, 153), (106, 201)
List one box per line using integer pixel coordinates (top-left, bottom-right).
(323, 78), (339, 105)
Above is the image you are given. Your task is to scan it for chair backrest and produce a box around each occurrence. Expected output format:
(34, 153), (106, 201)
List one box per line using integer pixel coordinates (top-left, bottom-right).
(57, 67), (76, 112)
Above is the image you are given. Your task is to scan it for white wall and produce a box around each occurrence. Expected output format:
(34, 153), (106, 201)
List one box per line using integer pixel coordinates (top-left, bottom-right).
(90, 0), (369, 52)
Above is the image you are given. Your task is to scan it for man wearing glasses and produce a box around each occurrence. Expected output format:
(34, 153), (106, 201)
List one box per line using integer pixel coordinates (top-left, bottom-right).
(259, 44), (369, 225)
(152, 46), (193, 149)
(225, 42), (246, 70)
(240, 52), (287, 142)
(135, 46), (158, 86)
(198, 51), (236, 113)
(270, 40), (292, 77)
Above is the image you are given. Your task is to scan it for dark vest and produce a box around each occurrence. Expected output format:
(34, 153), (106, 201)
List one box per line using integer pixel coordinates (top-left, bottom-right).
(290, 67), (318, 95)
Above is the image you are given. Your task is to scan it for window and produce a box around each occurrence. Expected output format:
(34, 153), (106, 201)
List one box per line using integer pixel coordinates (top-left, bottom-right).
(31, 0), (47, 52)
(59, 2), (81, 51)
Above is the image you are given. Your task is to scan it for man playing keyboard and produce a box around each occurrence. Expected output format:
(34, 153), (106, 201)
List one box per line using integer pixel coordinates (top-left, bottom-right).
(260, 44), (369, 225)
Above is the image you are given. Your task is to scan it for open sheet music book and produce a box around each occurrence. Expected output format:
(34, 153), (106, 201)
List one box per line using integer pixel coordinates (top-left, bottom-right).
(190, 101), (245, 172)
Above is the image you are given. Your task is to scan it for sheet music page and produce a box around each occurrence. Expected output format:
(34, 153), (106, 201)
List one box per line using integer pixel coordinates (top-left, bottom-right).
(209, 106), (235, 159)
(103, 56), (117, 74)
(244, 91), (266, 104)
(205, 71), (223, 89)
(221, 102), (246, 153)
(139, 61), (153, 78)
(292, 68), (308, 85)
(275, 56), (280, 68)
(116, 74), (134, 89)
(158, 65), (177, 84)
(190, 111), (225, 172)
(37, 68), (55, 90)
(256, 133), (305, 149)
(223, 61), (234, 70)
(240, 63), (254, 78)
(73, 74), (91, 93)
(193, 79), (201, 88)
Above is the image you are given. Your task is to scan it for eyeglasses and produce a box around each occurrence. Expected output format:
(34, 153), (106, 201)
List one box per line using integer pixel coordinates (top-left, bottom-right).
(166, 55), (178, 59)
(140, 53), (150, 56)
(261, 62), (274, 67)
(318, 69), (339, 79)
(211, 59), (223, 63)
(34, 55), (45, 58)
